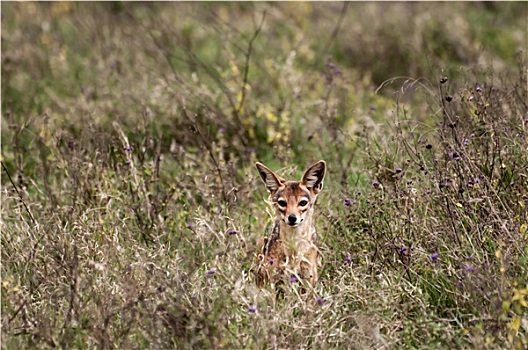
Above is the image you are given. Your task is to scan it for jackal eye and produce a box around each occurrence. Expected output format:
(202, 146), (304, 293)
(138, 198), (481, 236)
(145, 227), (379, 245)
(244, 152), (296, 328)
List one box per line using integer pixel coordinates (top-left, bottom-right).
(299, 200), (308, 206)
(277, 199), (287, 207)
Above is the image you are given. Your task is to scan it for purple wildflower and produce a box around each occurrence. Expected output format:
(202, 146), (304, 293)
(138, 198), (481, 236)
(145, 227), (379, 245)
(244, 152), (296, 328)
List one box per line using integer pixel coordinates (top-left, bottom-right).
(468, 95), (474, 101)
(373, 181), (382, 189)
(464, 265), (475, 272)
(344, 198), (354, 206)
(289, 275), (299, 283)
(186, 222), (193, 229)
(476, 87), (482, 92)
(431, 253), (439, 262)
(227, 229), (238, 235)
(218, 128), (226, 134)
(369, 106), (376, 111)
(247, 306), (257, 313)
(395, 167), (403, 173)
(344, 256), (352, 264)
(398, 247), (408, 255)
(316, 297), (325, 306)
(206, 268), (216, 277)
(124, 160), (131, 165)
(268, 258), (274, 265)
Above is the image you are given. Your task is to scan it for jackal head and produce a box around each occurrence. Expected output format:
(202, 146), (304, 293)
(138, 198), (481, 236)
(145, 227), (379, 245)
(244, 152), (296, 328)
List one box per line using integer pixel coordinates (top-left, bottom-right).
(255, 161), (326, 227)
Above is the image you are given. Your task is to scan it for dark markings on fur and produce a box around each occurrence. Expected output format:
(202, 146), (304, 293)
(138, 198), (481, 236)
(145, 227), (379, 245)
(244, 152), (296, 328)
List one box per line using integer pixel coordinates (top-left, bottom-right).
(263, 220), (281, 255)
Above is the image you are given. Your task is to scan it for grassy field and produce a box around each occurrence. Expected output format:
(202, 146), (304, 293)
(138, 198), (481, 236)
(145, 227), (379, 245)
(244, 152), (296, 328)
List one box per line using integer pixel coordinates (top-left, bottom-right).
(1, 2), (527, 349)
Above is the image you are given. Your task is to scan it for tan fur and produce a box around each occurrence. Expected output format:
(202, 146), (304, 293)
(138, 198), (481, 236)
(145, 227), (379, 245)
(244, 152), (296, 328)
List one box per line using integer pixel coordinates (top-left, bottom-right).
(254, 161), (326, 288)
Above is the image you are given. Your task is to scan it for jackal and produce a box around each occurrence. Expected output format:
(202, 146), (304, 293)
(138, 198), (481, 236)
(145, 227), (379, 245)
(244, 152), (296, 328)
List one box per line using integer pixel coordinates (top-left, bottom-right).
(254, 160), (326, 288)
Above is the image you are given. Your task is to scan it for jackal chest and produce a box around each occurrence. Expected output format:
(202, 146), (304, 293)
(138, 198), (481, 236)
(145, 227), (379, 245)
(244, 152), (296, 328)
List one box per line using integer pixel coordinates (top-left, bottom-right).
(256, 221), (319, 286)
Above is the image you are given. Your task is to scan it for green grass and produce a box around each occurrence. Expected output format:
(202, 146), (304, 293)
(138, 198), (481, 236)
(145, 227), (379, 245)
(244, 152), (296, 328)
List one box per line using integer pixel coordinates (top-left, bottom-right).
(2, 2), (527, 349)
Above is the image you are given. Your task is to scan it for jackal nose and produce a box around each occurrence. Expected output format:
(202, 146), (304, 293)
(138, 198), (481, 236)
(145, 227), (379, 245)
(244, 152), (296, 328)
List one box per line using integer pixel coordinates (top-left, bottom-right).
(287, 214), (297, 225)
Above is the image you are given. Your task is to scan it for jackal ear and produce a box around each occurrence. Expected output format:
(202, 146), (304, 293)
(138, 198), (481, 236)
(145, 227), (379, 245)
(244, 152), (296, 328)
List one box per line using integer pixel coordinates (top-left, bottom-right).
(301, 160), (326, 193)
(255, 162), (285, 194)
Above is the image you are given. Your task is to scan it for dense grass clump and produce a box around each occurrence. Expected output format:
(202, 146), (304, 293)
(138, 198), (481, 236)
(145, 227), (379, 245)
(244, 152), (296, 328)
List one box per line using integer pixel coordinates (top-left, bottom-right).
(2, 2), (527, 349)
